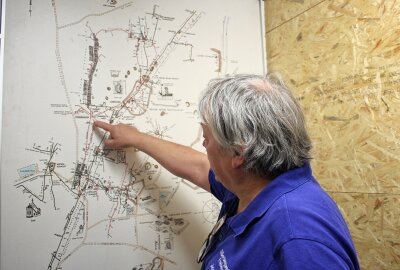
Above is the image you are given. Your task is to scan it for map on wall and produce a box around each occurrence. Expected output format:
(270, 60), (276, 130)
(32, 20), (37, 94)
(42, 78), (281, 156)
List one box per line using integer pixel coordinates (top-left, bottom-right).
(1, 1), (265, 269)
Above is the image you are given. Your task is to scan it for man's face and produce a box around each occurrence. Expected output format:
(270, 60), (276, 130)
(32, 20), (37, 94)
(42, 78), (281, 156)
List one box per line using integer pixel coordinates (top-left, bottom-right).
(201, 123), (233, 186)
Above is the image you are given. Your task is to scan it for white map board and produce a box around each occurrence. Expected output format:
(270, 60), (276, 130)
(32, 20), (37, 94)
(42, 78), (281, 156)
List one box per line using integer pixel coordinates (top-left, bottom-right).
(0, 1), (266, 269)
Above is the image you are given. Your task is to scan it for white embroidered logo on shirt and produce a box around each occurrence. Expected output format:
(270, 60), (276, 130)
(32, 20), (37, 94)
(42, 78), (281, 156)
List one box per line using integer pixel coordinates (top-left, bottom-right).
(209, 249), (230, 270)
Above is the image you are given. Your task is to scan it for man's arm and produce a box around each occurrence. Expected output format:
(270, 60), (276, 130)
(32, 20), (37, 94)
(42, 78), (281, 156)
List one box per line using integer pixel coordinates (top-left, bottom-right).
(276, 239), (356, 269)
(94, 121), (211, 192)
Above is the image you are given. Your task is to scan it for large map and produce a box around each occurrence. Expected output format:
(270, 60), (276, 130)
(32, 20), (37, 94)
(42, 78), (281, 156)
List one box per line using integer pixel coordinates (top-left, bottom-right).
(0, 1), (265, 269)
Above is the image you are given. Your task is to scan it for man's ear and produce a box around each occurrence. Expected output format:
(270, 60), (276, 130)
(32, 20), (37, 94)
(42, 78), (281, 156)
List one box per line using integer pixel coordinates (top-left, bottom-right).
(231, 150), (244, 169)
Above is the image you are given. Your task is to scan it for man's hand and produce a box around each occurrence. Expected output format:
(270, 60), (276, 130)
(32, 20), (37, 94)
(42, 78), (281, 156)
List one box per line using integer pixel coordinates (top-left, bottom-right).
(93, 121), (141, 149)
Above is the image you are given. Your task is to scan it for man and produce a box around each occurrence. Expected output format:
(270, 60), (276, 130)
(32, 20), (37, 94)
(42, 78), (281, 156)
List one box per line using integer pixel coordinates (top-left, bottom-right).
(94, 74), (360, 269)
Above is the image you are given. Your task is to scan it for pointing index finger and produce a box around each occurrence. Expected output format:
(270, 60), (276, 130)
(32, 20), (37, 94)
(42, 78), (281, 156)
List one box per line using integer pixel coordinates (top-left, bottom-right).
(94, 120), (112, 131)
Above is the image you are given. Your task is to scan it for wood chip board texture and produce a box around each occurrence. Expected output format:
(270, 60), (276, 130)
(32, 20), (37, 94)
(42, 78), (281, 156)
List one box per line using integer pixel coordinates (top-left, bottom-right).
(265, 0), (400, 269)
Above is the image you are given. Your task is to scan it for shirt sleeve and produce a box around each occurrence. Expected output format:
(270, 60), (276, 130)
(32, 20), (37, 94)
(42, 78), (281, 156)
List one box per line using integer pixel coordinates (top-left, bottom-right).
(276, 239), (353, 270)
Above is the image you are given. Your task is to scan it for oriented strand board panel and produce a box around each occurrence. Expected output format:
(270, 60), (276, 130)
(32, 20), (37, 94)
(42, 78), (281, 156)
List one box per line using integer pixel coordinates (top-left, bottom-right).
(265, 0), (400, 269)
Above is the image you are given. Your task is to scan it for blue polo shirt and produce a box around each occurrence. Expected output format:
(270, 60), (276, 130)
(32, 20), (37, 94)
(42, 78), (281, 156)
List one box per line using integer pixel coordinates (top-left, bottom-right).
(201, 163), (360, 270)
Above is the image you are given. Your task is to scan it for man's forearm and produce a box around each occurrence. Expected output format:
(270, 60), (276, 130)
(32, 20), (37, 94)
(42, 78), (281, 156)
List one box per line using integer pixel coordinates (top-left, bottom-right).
(134, 132), (211, 192)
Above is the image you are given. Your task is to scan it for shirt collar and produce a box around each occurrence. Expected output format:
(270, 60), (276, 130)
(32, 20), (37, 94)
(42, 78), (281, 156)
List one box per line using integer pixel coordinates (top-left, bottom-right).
(226, 163), (313, 236)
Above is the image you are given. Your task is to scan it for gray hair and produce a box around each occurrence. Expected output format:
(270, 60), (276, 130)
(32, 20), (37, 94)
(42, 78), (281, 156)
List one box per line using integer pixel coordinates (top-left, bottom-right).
(198, 73), (312, 177)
